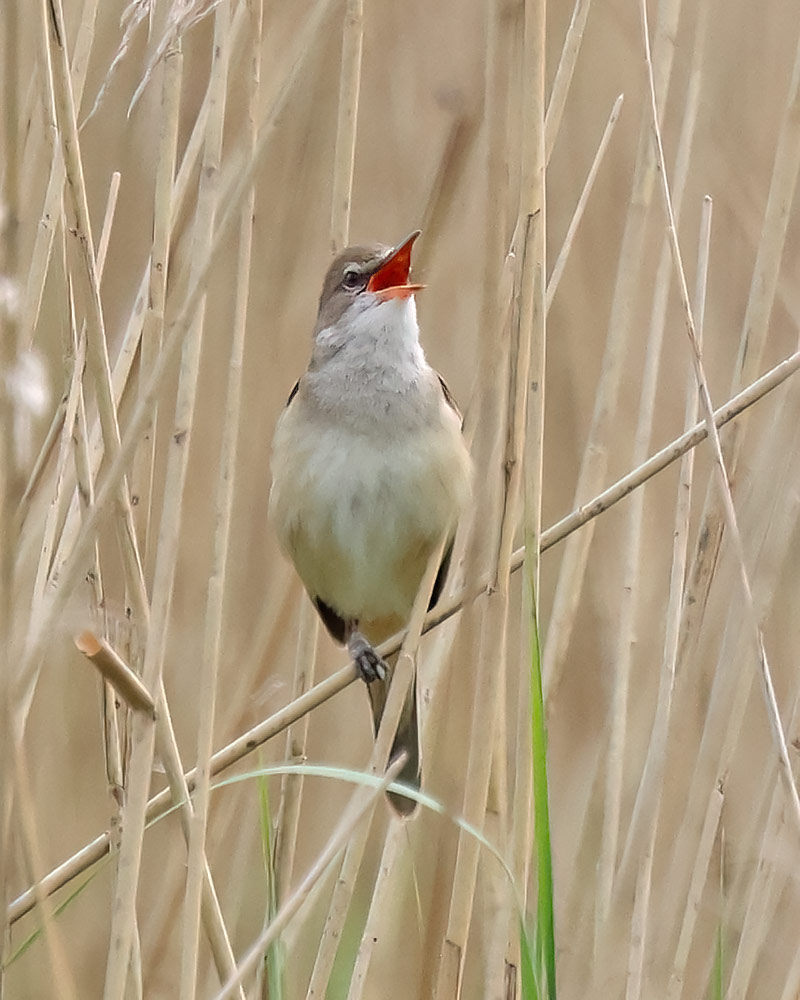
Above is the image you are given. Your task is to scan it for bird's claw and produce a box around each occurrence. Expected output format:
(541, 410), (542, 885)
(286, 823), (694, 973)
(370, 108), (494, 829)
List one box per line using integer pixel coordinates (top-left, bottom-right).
(348, 633), (387, 683)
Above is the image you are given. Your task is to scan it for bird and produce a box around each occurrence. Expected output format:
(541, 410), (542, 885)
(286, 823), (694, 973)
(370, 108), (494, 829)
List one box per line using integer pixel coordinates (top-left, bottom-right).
(268, 230), (472, 815)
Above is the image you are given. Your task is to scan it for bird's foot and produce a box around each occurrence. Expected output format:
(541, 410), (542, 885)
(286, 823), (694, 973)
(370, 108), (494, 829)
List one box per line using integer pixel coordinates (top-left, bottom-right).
(348, 632), (387, 683)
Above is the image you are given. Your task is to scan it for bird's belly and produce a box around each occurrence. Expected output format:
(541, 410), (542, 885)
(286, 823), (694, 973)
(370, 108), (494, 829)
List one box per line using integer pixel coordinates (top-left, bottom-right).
(270, 421), (468, 625)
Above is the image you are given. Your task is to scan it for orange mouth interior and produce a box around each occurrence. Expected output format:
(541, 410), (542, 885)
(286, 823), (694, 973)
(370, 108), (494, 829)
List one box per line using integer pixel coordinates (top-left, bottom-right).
(366, 234), (424, 301)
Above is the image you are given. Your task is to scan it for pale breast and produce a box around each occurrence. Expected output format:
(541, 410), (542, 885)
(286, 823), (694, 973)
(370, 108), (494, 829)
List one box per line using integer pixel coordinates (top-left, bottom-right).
(269, 397), (471, 624)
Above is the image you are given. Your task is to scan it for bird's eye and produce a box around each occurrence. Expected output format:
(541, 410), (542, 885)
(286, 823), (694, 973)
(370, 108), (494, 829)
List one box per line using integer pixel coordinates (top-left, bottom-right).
(342, 269), (363, 291)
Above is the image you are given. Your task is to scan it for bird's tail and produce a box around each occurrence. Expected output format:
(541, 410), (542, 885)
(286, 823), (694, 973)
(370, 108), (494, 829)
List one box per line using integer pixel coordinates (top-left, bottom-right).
(366, 653), (421, 817)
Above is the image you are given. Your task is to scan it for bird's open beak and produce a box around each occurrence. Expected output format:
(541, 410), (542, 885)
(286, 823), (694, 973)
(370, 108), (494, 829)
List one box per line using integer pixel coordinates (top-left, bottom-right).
(367, 230), (425, 301)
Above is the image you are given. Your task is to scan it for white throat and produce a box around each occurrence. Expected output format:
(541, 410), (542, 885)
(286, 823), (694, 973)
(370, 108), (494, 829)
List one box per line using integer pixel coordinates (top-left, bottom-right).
(319, 294), (422, 360)
(312, 295), (427, 379)
(305, 295), (439, 431)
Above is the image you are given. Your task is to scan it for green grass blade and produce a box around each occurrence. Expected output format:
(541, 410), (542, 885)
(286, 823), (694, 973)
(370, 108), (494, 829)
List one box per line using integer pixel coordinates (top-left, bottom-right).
(706, 919), (724, 1000)
(258, 766), (285, 1000)
(519, 913), (540, 999)
(3, 867), (103, 967)
(529, 592), (556, 1000)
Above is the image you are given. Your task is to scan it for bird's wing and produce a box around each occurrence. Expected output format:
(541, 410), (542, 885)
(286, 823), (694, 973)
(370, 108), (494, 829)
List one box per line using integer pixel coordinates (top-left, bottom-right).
(429, 535), (455, 610)
(436, 372), (464, 429)
(285, 378), (300, 406)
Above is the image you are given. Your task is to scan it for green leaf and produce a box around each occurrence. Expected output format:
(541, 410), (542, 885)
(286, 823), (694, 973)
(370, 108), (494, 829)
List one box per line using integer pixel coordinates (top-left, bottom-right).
(528, 574), (556, 1000)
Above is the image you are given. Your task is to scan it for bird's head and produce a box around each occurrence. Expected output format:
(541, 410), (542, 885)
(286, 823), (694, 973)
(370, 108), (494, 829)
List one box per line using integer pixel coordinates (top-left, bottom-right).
(315, 231), (424, 333)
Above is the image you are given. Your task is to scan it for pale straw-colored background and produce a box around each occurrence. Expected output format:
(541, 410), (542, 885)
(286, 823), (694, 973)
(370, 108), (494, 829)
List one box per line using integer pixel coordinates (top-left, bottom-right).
(3, 0), (800, 997)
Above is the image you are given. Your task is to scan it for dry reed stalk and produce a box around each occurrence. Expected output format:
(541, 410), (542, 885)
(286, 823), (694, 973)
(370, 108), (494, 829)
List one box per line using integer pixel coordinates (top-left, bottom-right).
(25, 309), (137, 583)
(484, 698), (511, 994)
(663, 176), (800, 1000)
(170, 24), (228, 195)
(0, 0), (21, 972)
(685, 829), (726, 1000)
(623, 197), (711, 1000)
(432, 220), (505, 995)
(625, 847), (652, 1000)
(75, 632), (156, 717)
(6, 404), (800, 968)
(17, 70), (45, 201)
(272, 606), (315, 857)
(273, 604), (318, 897)
(595, 0), (709, 930)
(778, 929), (800, 1000)
(22, 0), (101, 342)
(82, 165), (120, 339)
(344, 822), (407, 1000)
(732, 440), (800, 867)
(12, 245), (74, 980)
(25, 169), (118, 654)
(720, 574), (800, 997)
(28, 324), (85, 615)
(665, 780), (725, 1000)
(498, 0), (547, 988)
(17, 393), (69, 523)
(678, 20), (800, 672)
(67, 177), (123, 798)
(180, 1), (264, 991)
(18, 149), (116, 529)
(641, 0), (800, 834)
(543, 0), (685, 709)
(133, 42), (183, 582)
(303, 785), (374, 997)
(618, 193), (711, 894)
(545, 93), (623, 312)
(66, 302), (108, 637)
(433, 0), (513, 992)
(330, 0), (363, 253)
(725, 766), (796, 997)
(544, 0), (593, 163)
(152, 684), (245, 995)
(176, 6), (235, 995)
(659, 464), (795, 979)
(241, 35), (305, 997)
(504, 0), (546, 600)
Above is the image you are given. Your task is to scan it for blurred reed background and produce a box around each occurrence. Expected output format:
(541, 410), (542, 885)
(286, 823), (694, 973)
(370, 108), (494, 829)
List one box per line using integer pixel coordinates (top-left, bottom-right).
(2, 0), (800, 997)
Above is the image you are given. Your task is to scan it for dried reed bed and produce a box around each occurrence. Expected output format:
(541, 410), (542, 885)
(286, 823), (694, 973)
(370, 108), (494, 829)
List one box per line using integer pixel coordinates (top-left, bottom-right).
(2, 0), (800, 997)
